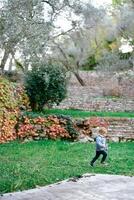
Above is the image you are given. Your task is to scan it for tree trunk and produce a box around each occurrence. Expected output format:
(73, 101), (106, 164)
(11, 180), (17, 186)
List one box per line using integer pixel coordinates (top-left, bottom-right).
(0, 49), (10, 73)
(9, 57), (13, 72)
(73, 71), (86, 86)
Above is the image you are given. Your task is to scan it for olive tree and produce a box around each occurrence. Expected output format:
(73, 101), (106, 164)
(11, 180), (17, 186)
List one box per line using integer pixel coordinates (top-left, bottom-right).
(0, 0), (81, 73)
(49, 2), (106, 86)
(97, 0), (134, 72)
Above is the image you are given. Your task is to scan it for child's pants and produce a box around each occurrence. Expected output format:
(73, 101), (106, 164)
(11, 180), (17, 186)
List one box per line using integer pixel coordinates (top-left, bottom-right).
(91, 150), (107, 164)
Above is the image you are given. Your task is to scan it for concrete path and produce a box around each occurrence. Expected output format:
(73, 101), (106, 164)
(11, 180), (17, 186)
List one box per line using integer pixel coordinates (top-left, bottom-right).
(0, 174), (134, 200)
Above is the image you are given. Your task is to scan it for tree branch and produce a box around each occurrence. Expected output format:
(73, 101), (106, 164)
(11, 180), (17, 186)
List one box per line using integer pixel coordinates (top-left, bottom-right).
(42, 0), (56, 13)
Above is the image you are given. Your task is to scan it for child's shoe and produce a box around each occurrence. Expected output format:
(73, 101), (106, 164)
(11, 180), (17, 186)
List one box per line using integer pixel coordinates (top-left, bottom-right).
(101, 162), (108, 166)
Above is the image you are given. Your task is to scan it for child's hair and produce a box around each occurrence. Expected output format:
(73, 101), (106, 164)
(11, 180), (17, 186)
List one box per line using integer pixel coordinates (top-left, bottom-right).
(99, 127), (107, 136)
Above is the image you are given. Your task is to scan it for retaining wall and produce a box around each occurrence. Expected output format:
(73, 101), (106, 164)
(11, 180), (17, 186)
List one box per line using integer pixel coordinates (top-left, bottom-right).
(77, 117), (134, 142)
(55, 71), (134, 112)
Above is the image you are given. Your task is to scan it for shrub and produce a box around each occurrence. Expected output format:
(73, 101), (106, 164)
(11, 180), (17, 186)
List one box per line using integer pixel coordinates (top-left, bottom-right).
(47, 124), (69, 140)
(0, 77), (19, 143)
(56, 115), (79, 139)
(17, 115), (110, 142)
(25, 63), (67, 111)
(12, 84), (30, 110)
(0, 77), (30, 143)
(17, 115), (79, 141)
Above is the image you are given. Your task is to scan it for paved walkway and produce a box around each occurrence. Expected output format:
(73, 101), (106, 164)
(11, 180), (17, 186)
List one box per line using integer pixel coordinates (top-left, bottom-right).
(0, 174), (134, 200)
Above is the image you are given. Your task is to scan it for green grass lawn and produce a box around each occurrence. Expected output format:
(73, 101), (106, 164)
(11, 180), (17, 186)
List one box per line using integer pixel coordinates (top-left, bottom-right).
(0, 140), (134, 194)
(25, 109), (134, 118)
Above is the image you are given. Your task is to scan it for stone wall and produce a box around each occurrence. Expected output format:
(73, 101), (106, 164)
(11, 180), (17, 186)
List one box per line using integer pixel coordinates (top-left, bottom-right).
(69, 71), (134, 98)
(77, 117), (134, 142)
(55, 71), (134, 112)
(106, 117), (134, 142)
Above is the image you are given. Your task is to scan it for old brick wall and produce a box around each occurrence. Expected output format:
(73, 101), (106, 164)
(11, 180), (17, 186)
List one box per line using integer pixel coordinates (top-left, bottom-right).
(78, 117), (134, 142)
(55, 71), (134, 112)
(106, 117), (134, 142)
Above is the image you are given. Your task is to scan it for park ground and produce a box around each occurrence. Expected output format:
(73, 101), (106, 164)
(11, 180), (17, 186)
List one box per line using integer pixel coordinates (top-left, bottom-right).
(0, 140), (134, 194)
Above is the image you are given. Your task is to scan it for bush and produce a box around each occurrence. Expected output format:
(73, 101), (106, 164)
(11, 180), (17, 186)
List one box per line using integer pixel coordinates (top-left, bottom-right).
(25, 63), (67, 111)
(56, 115), (79, 139)
(0, 77), (19, 143)
(12, 84), (30, 110)
(0, 77), (31, 143)
(17, 115), (72, 140)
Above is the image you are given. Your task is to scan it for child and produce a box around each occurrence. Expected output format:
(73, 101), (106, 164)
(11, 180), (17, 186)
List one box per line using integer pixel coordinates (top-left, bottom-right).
(90, 127), (108, 167)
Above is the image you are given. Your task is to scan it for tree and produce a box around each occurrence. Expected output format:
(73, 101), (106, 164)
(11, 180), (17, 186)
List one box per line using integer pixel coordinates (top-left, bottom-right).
(108, 0), (134, 70)
(25, 63), (67, 111)
(112, 0), (123, 5)
(49, 2), (106, 86)
(0, 0), (81, 73)
(96, 51), (133, 72)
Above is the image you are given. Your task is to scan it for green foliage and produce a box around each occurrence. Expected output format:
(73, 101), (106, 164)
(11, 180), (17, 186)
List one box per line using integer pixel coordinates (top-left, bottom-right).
(56, 115), (79, 139)
(65, 118), (79, 139)
(15, 59), (25, 72)
(25, 63), (67, 111)
(82, 55), (97, 71)
(119, 52), (132, 60)
(112, 0), (123, 5)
